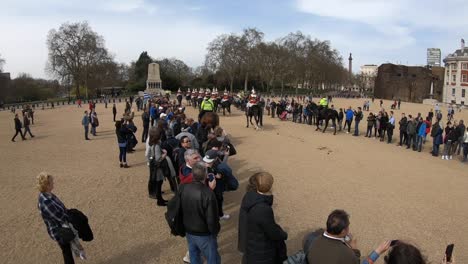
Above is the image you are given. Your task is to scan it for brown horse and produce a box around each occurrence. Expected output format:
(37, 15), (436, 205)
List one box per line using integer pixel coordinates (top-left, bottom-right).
(200, 112), (220, 131)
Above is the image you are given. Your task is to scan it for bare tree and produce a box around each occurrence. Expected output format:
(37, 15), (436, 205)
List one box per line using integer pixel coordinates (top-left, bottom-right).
(46, 21), (110, 98)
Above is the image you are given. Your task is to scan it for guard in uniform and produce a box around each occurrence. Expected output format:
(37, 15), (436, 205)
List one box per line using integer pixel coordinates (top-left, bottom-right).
(176, 88), (183, 106)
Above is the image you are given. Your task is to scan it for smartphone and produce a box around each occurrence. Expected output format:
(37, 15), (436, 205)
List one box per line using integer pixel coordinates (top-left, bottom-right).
(390, 240), (399, 247)
(208, 173), (215, 182)
(445, 244), (454, 262)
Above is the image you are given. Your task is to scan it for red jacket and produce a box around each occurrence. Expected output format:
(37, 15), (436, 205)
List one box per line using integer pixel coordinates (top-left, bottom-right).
(179, 165), (193, 184)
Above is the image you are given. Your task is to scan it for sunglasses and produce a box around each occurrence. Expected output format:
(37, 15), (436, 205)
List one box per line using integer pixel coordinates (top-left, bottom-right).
(183, 140), (191, 143)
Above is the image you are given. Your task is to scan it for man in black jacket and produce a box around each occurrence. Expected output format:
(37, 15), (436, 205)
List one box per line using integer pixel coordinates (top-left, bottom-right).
(141, 109), (150, 142)
(398, 113), (408, 146)
(181, 162), (220, 264)
(11, 114), (26, 142)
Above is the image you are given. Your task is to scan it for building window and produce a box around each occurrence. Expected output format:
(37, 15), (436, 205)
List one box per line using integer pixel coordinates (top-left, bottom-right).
(452, 75), (457, 82)
(452, 88), (456, 96)
(453, 63), (458, 70)
(463, 63), (468, 70)
(463, 74), (468, 82)
(463, 89), (466, 98)
(462, 101), (465, 105)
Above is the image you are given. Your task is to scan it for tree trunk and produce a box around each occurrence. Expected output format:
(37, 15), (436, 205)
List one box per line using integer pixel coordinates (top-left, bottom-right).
(75, 83), (80, 98)
(230, 77), (234, 92)
(281, 79), (284, 96)
(244, 72), (249, 92)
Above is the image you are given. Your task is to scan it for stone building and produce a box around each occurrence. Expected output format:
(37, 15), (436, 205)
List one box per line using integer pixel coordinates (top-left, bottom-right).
(443, 40), (468, 105)
(374, 64), (444, 103)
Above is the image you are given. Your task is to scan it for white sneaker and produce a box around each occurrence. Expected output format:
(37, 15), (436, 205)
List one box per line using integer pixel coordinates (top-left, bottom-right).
(346, 132), (349, 134)
(449, 156), (453, 160)
(441, 156), (445, 160)
(220, 214), (230, 220)
(79, 251), (87, 260)
(183, 251), (190, 263)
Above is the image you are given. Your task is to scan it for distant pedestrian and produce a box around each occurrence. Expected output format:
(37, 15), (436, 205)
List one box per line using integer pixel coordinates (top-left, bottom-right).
(112, 104), (117, 122)
(11, 113), (26, 142)
(398, 113), (408, 146)
(23, 112), (35, 138)
(430, 121), (443, 157)
(397, 98), (401, 109)
(82, 111), (90, 140)
(90, 111), (98, 136)
(462, 127), (468, 162)
(442, 122), (456, 160)
(115, 120), (129, 168)
(365, 113), (375, 137)
(344, 107), (353, 134)
(387, 111), (395, 144)
(353, 107), (363, 136)
(141, 109), (150, 142)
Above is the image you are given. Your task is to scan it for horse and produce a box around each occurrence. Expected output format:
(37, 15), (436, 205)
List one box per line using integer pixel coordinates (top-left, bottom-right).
(246, 104), (261, 129)
(177, 94), (183, 106)
(220, 99), (232, 116)
(315, 107), (338, 135)
(197, 112), (220, 144)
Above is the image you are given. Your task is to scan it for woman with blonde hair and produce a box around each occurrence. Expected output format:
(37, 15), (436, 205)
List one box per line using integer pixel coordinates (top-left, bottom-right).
(37, 172), (77, 264)
(238, 172), (288, 264)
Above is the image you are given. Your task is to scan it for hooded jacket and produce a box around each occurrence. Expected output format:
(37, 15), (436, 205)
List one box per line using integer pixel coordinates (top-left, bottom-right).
(238, 191), (288, 264)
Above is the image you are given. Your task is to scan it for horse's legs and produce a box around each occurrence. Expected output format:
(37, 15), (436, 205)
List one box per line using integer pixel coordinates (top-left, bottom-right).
(322, 118), (329, 133)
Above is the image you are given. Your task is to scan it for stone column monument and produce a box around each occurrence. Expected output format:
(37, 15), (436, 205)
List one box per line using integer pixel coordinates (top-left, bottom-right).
(145, 63), (163, 95)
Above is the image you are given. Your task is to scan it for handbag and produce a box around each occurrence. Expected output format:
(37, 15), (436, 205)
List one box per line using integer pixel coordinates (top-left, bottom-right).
(227, 143), (237, 156)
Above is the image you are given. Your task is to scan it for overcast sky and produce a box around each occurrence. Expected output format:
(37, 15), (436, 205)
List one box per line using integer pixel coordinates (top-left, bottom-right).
(1, 0), (468, 79)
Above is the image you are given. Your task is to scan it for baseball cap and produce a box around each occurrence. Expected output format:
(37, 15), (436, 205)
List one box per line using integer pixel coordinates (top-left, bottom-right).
(203, 150), (218, 163)
(160, 113), (167, 119)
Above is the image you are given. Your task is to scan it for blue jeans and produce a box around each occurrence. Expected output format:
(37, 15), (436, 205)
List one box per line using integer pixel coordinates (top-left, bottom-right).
(186, 234), (221, 264)
(416, 135), (424, 151)
(354, 120), (360, 135)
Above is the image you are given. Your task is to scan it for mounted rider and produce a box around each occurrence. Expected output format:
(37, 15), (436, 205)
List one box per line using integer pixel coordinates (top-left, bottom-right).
(186, 88), (191, 106)
(199, 88), (215, 121)
(221, 89), (230, 102)
(247, 88), (259, 108)
(319, 96), (328, 110)
(176, 88), (183, 105)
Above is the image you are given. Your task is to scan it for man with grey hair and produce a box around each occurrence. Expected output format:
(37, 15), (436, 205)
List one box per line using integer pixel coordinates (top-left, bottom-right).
(181, 162), (221, 264)
(179, 149), (201, 184)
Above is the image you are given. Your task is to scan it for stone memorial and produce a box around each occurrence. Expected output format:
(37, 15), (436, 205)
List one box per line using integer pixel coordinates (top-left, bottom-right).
(145, 63), (164, 95)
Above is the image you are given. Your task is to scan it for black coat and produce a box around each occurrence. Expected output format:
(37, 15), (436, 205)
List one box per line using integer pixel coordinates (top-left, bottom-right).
(239, 191), (288, 264)
(181, 181), (220, 236)
(67, 209), (93, 241)
(14, 117), (22, 130)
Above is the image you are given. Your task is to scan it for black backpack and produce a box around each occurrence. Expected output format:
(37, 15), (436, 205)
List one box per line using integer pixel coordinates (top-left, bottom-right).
(165, 185), (186, 237)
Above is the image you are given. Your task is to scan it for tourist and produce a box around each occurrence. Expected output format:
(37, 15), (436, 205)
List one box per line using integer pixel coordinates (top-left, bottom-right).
(181, 162), (221, 264)
(353, 107), (363, 136)
(179, 149), (201, 184)
(462, 127), (468, 162)
(416, 117), (427, 152)
(338, 108), (344, 131)
(428, 109), (434, 122)
(115, 120), (129, 168)
(406, 115), (417, 150)
(112, 103), (117, 122)
(306, 209), (390, 264)
(398, 113), (408, 146)
(382, 242), (426, 264)
(141, 108), (150, 142)
(81, 111), (90, 141)
(203, 150), (230, 220)
(90, 110), (98, 136)
(423, 117), (432, 144)
(145, 127), (168, 205)
(176, 125), (200, 150)
(442, 122), (455, 160)
(344, 107), (353, 134)
(22, 112), (35, 138)
(365, 113), (375, 138)
(380, 99), (383, 108)
(238, 174), (259, 260)
(380, 112), (389, 142)
(37, 172), (84, 264)
(431, 120), (443, 157)
(387, 111), (396, 144)
(174, 136), (192, 172)
(454, 120), (465, 156)
(397, 98), (401, 110)
(11, 113), (26, 142)
(240, 172), (288, 264)
(150, 103), (157, 126)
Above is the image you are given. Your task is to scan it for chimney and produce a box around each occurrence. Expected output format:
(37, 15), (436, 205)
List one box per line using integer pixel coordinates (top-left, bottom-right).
(462, 39), (465, 49)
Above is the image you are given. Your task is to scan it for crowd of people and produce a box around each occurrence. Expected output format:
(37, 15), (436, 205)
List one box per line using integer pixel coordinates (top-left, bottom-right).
(263, 96), (468, 163)
(10, 105), (35, 141)
(31, 91), (463, 264)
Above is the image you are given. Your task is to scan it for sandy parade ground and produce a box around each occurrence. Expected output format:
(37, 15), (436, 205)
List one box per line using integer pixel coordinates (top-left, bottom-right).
(0, 98), (467, 264)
